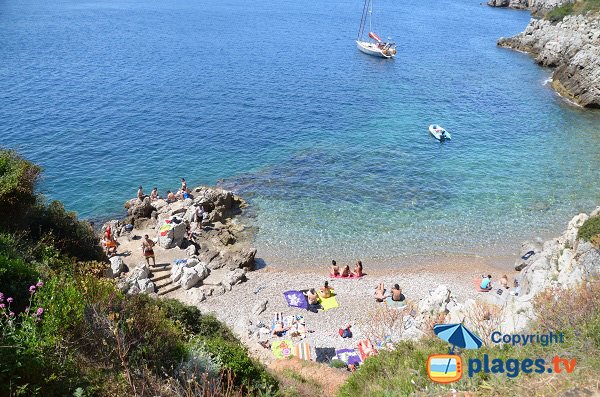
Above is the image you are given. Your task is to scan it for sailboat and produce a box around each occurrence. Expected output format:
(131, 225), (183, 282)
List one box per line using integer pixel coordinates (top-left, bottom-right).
(356, 0), (397, 59)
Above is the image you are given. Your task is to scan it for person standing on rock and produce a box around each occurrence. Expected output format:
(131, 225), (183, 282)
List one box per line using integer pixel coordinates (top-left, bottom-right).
(142, 234), (156, 266)
(181, 178), (187, 192)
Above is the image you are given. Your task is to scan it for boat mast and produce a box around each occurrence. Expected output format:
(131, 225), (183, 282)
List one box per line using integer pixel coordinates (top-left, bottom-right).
(357, 0), (369, 40)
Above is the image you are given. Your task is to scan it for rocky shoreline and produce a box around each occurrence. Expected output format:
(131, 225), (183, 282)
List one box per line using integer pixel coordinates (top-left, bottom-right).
(490, 0), (600, 108)
(100, 186), (599, 367)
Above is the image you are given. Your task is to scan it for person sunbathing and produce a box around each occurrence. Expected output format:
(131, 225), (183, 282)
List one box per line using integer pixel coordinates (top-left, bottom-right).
(307, 288), (319, 305)
(353, 261), (363, 277)
(271, 321), (290, 337)
(341, 265), (351, 277)
(166, 190), (176, 203)
(330, 260), (339, 277)
(150, 187), (159, 201)
(391, 284), (405, 302)
(319, 281), (333, 298)
(374, 283), (386, 302)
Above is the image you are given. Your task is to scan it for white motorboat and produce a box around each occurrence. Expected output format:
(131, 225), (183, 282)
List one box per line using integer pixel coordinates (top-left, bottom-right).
(356, 0), (397, 59)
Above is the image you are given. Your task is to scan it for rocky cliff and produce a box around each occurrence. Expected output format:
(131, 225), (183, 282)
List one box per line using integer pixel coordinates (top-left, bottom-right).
(488, 0), (573, 15)
(498, 15), (600, 108)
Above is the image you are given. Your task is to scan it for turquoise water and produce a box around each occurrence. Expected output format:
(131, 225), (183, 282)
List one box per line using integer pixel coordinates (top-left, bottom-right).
(1, 0), (599, 266)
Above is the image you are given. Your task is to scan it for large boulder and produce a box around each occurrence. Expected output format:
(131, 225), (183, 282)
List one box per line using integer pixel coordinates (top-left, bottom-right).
(514, 240), (542, 271)
(223, 268), (247, 286)
(130, 263), (150, 281)
(180, 267), (201, 290)
(157, 218), (187, 249)
(108, 256), (125, 278)
(137, 278), (156, 294)
(129, 197), (154, 220)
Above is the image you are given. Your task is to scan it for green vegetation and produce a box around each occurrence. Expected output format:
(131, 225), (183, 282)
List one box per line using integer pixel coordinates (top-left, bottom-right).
(0, 148), (276, 396)
(546, 0), (600, 22)
(578, 215), (600, 244)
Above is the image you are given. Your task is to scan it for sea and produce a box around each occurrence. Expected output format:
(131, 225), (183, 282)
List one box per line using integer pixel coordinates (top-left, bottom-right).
(1, 0), (599, 267)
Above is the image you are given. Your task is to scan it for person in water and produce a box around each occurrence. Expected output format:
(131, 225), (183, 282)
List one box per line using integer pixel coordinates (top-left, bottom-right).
(480, 275), (493, 291)
(391, 284), (405, 302)
(142, 234), (156, 266)
(319, 281), (333, 298)
(353, 261), (363, 277)
(330, 260), (339, 277)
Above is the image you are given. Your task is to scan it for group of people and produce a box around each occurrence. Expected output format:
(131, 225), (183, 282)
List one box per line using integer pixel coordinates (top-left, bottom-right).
(137, 178), (192, 204)
(330, 260), (364, 278)
(479, 274), (519, 295)
(374, 283), (405, 303)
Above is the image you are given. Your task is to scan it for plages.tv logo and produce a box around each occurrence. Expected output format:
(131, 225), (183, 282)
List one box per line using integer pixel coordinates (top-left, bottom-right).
(427, 324), (577, 384)
(427, 323), (482, 383)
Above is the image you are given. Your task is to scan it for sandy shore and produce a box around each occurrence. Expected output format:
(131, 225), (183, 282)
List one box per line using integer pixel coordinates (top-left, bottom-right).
(170, 260), (510, 364)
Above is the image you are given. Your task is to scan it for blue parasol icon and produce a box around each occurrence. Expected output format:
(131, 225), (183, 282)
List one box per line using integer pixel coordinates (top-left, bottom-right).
(434, 323), (483, 352)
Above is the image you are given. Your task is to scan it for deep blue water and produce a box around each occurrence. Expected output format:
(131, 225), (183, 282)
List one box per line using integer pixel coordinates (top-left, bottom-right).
(1, 0), (599, 266)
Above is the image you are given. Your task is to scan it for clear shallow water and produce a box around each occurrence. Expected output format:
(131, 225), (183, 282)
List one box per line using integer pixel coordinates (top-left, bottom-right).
(1, 0), (599, 266)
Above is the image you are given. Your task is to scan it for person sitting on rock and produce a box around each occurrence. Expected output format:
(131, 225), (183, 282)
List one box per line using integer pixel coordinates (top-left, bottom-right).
(330, 260), (339, 277)
(353, 261), (363, 277)
(181, 177), (187, 192)
(319, 281), (333, 298)
(142, 234), (156, 266)
(137, 186), (145, 200)
(341, 265), (351, 277)
(150, 187), (159, 201)
(194, 205), (205, 224)
(166, 190), (176, 203)
(391, 284), (405, 302)
(374, 283), (386, 302)
(480, 275), (493, 291)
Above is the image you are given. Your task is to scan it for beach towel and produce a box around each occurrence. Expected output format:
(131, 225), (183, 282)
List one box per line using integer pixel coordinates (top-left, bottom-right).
(317, 289), (339, 311)
(293, 341), (312, 361)
(335, 348), (362, 366)
(315, 347), (336, 363)
(159, 223), (173, 236)
(271, 314), (297, 337)
(271, 339), (293, 359)
(283, 290), (308, 310)
(385, 297), (407, 309)
(357, 339), (378, 361)
(331, 273), (365, 279)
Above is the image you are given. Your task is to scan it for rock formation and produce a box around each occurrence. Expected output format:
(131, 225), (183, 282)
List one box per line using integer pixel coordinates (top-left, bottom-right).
(498, 15), (600, 108)
(488, 0), (574, 15)
(104, 186), (256, 297)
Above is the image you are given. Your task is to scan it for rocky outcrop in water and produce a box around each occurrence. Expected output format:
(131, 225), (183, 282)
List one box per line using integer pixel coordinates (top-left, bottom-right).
(488, 0), (574, 15)
(498, 15), (600, 108)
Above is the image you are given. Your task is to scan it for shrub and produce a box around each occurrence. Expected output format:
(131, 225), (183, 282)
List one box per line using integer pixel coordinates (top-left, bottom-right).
(546, 3), (574, 21)
(0, 149), (40, 219)
(532, 281), (600, 333)
(578, 216), (600, 243)
(201, 336), (278, 393)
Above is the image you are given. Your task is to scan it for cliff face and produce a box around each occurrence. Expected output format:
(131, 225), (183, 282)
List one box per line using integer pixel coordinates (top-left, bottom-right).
(498, 15), (600, 108)
(488, 0), (573, 15)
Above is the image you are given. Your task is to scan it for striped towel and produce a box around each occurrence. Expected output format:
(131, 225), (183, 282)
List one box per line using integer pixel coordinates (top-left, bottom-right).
(293, 341), (312, 360)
